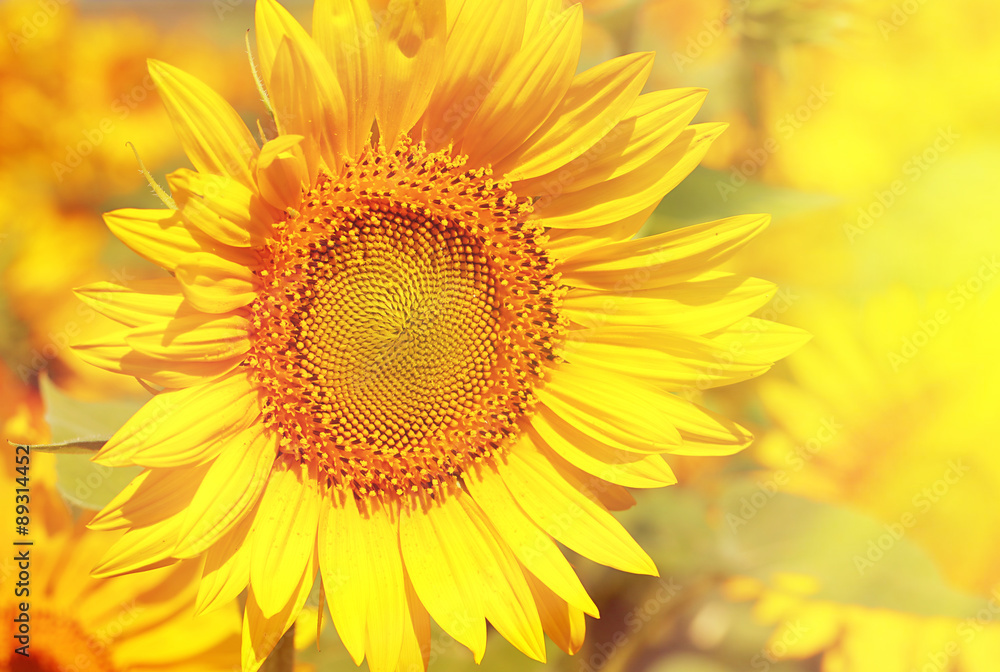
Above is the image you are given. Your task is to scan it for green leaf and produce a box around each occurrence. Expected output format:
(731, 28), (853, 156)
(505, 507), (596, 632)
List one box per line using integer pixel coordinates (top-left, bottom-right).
(645, 166), (840, 235)
(718, 486), (988, 619)
(39, 376), (143, 511)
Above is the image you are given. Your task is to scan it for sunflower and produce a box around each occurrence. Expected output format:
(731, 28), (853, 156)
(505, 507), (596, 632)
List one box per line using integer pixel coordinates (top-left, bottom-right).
(0, 197), (157, 400)
(0, 456), (240, 672)
(74, 1), (806, 670)
(752, 288), (1000, 596)
(724, 573), (1000, 671)
(0, 0), (253, 205)
(706, 286), (1000, 670)
(0, 0), (260, 401)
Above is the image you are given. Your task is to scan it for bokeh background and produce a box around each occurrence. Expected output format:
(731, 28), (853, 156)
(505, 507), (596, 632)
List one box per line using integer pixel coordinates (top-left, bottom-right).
(2, 0), (998, 670)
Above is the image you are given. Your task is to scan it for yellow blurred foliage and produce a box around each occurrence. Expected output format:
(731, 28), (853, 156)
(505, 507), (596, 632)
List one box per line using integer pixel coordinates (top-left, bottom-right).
(725, 574), (1000, 672)
(0, 0), (257, 400)
(755, 287), (1000, 596)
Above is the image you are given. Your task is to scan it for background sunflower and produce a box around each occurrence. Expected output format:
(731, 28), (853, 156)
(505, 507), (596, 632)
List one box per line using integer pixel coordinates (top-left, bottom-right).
(1, 0), (997, 671)
(0, 450), (242, 671)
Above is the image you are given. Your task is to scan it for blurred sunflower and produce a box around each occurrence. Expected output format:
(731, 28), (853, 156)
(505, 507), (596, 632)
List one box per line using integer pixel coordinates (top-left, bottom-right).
(0, 0), (256, 402)
(725, 573), (1000, 672)
(719, 287), (1000, 669)
(74, 1), (807, 670)
(0, 454), (241, 672)
(0, 198), (155, 400)
(0, 0), (252, 205)
(753, 288), (1000, 595)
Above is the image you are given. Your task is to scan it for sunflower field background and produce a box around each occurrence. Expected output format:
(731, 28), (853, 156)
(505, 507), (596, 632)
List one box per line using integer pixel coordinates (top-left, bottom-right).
(1, 0), (998, 671)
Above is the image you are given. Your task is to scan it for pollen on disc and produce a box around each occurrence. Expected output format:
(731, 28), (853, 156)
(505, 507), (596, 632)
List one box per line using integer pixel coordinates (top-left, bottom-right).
(247, 139), (566, 500)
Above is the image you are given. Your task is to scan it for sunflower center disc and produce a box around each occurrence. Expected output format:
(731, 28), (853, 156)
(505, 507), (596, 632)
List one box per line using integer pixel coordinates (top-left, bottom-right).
(248, 140), (565, 499)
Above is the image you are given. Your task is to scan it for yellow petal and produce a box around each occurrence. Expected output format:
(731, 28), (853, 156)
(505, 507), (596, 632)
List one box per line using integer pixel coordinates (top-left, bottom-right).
(126, 312), (250, 362)
(533, 122), (725, 229)
(530, 407), (678, 488)
(559, 457), (637, 512)
(89, 464), (208, 531)
(175, 252), (257, 314)
(419, 0), (526, 150)
(253, 0), (289, 85)
(498, 51), (653, 180)
(312, 0), (379, 156)
(398, 495), (487, 660)
(268, 33), (349, 177)
(655, 392), (755, 455)
(72, 329), (242, 389)
(361, 502), (407, 672)
(396, 576), (431, 672)
(463, 465), (599, 616)
(92, 515), (186, 578)
(95, 371), (259, 468)
(516, 87), (706, 198)
(539, 364), (683, 452)
(250, 462), (320, 618)
(525, 572), (586, 655)
(319, 491), (369, 664)
(103, 208), (213, 273)
(255, 134), (309, 210)
(400, 492), (544, 662)
(562, 273), (777, 335)
(74, 278), (185, 328)
(552, 360), (753, 455)
(563, 326), (777, 391)
(560, 214), (770, 290)
(458, 494), (546, 662)
(375, 0), (447, 145)
(167, 168), (273, 247)
(501, 434), (657, 576)
(196, 510), (256, 615)
(547, 202), (657, 261)
(709, 317), (813, 364)
(148, 59), (258, 188)
(176, 425), (276, 558)
(242, 555), (316, 672)
(523, 0), (566, 45)
(459, 4), (582, 168)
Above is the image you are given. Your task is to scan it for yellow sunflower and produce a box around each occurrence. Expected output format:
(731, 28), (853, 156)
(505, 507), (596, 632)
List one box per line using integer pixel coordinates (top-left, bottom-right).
(74, 1), (807, 670)
(709, 286), (1000, 670)
(0, 456), (240, 672)
(752, 287), (1000, 596)
(0, 0), (254, 206)
(724, 574), (1000, 672)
